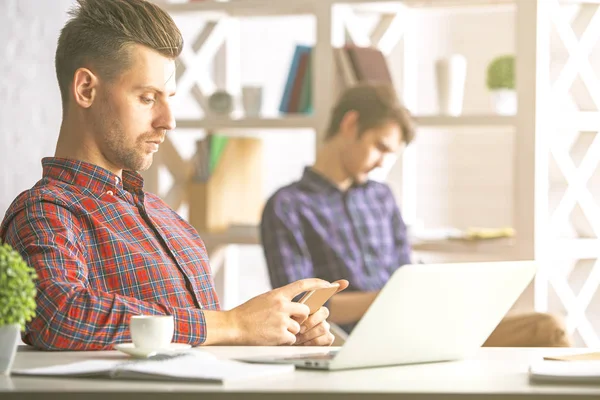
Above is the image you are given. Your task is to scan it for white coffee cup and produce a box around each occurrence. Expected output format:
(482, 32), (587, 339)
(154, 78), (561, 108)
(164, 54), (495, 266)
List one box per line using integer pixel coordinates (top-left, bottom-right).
(130, 315), (174, 349)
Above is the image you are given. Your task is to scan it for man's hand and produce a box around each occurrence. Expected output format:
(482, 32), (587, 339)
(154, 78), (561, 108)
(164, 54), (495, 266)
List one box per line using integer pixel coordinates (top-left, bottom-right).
(294, 279), (349, 346)
(218, 278), (337, 346)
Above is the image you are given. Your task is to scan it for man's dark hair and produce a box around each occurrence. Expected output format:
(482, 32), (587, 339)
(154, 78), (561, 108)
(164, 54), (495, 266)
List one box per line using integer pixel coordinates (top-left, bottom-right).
(55, 0), (183, 110)
(325, 83), (415, 144)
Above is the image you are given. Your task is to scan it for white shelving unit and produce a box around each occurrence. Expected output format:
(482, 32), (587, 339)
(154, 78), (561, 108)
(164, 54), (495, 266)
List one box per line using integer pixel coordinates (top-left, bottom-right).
(148, 0), (533, 310)
(175, 116), (319, 131)
(154, 0), (527, 230)
(414, 115), (516, 128)
(156, 0), (522, 136)
(152, 0), (600, 347)
(175, 115), (516, 130)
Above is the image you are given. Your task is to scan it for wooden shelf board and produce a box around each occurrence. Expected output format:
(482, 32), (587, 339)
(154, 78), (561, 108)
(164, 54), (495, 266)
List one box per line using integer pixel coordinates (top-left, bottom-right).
(412, 237), (516, 254)
(156, 0), (515, 17)
(347, 0), (514, 13)
(198, 224), (516, 256)
(175, 115), (514, 131)
(415, 115), (516, 128)
(155, 1), (314, 17)
(176, 116), (318, 131)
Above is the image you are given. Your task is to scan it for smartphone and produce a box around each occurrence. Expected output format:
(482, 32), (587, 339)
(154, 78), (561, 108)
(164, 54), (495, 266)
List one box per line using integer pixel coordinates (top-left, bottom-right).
(297, 283), (342, 315)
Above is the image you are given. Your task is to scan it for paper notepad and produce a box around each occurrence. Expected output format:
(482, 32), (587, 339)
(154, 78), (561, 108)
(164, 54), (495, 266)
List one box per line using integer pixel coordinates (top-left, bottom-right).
(529, 360), (600, 384)
(12, 353), (294, 384)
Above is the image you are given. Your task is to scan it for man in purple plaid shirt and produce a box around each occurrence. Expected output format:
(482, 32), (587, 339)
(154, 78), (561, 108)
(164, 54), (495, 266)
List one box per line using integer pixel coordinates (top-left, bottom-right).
(261, 84), (571, 346)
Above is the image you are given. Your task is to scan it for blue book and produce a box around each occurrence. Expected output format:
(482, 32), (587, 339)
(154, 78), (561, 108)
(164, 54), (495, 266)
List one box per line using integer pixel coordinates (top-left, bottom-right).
(279, 44), (312, 114)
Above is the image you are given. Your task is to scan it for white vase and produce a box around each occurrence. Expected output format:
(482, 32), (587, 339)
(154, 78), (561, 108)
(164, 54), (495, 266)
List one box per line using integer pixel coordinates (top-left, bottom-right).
(490, 89), (517, 115)
(242, 86), (263, 117)
(0, 324), (20, 375)
(435, 55), (467, 116)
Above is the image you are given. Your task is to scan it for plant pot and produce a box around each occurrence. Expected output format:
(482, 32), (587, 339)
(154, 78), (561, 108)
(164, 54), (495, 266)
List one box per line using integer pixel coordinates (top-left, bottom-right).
(0, 324), (20, 375)
(490, 89), (517, 115)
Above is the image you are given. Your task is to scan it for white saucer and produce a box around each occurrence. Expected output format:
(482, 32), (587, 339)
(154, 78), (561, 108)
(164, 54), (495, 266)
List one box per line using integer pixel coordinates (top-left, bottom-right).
(114, 343), (192, 358)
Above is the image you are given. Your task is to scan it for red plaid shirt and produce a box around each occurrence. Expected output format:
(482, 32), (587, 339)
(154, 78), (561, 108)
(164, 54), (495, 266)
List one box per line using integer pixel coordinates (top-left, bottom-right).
(0, 157), (219, 350)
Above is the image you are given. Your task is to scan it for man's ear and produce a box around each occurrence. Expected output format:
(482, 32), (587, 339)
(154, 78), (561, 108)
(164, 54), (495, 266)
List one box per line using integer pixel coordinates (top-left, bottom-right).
(72, 68), (98, 109)
(338, 110), (360, 140)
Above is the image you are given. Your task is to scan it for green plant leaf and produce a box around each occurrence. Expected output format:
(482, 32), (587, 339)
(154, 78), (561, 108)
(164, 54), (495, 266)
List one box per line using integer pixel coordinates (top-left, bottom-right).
(486, 55), (515, 90)
(0, 242), (37, 330)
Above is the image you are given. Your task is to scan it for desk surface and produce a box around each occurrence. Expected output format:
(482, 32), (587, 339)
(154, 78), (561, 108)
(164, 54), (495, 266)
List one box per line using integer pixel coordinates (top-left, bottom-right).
(2, 346), (600, 399)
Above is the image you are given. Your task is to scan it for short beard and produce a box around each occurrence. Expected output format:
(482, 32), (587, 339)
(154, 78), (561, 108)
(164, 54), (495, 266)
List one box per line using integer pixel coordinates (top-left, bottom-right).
(95, 102), (158, 172)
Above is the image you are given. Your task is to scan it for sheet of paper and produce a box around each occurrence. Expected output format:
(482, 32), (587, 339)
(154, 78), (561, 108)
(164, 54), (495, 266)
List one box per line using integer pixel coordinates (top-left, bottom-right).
(120, 356), (295, 382)
(13, 360), (118, 376)
(13, 354), (294, 383)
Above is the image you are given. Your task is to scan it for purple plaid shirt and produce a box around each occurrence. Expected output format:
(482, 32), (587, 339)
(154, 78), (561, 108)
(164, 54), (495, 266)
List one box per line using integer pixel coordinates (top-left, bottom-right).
(261, 167), (411, 298)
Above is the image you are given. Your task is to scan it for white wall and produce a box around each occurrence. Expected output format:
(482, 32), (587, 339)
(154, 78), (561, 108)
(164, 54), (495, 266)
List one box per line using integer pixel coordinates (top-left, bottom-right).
(0, 0), (75, 346)
(0, 0), (73, 216)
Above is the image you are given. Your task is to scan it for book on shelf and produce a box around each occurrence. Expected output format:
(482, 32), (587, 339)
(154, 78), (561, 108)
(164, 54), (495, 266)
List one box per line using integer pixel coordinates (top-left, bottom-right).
(279, 44), (312, 114)
(345, 45), (394, 84)
(279, 44), (395, 116)
(190, 134), (232, 183)
(334, 46), (357, 87)
(188, 135), (264, 233)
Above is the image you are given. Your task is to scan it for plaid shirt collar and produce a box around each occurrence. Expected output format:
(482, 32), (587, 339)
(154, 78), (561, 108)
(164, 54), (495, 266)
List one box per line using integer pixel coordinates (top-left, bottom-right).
(299, 166), (370, 194)
(42, 157), (144, 196)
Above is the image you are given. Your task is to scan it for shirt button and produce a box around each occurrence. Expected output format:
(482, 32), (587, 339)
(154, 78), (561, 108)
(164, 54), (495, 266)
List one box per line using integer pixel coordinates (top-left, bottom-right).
(115, 177), (120, 185)
(106, 190), (114, 196)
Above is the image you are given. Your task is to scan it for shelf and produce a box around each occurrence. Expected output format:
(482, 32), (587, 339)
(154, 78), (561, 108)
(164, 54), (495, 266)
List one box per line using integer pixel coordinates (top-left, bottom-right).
(155, 0), (515, 17)
(412, 237), (515, 254)
(175, 115), (514, 131)
(344, 0), (514, 13)
(197, 224), (515, 256)
(414, 115), (516, 128)
(155, 0), (314, 17)
(176, 116), (318, 131)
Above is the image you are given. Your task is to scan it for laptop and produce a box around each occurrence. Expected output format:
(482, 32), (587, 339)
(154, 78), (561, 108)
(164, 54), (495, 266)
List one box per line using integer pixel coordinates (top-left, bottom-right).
(238, 261), (537, 371)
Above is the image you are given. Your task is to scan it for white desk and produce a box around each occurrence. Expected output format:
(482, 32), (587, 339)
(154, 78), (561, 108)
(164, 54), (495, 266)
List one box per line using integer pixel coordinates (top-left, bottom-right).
(2, 346), (600, 399)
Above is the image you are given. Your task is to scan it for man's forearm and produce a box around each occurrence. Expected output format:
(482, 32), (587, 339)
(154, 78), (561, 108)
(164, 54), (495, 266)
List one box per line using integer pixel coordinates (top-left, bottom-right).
(327, 291), (379, 325)
(202, 309), (239, 345)
(27, 283), (209, 350)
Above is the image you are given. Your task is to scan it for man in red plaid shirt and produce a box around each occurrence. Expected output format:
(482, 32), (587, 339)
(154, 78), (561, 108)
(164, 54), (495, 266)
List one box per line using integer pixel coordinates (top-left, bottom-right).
(0, 0), (347, 350)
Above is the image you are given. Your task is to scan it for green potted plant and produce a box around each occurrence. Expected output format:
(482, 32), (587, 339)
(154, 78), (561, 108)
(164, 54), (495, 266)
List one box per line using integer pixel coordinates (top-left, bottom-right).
(0, 242), (37, 375)
(486, 55), (516, 115)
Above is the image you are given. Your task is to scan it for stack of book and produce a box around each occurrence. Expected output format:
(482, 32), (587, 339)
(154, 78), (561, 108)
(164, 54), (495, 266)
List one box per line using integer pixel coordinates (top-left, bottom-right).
(187, 135), (264, 233)
(279, 44), (395, 115)
(190, 135), (229, 183)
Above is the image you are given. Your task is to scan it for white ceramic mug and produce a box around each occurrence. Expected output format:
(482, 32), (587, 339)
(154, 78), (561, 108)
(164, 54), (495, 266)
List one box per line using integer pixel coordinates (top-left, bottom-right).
(130, 315), (174, 349)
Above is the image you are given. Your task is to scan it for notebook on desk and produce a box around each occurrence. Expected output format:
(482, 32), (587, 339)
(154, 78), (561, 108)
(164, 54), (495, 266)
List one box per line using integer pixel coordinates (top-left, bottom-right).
(529, 360), (600, 384)
(12, 352), (294, 384)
